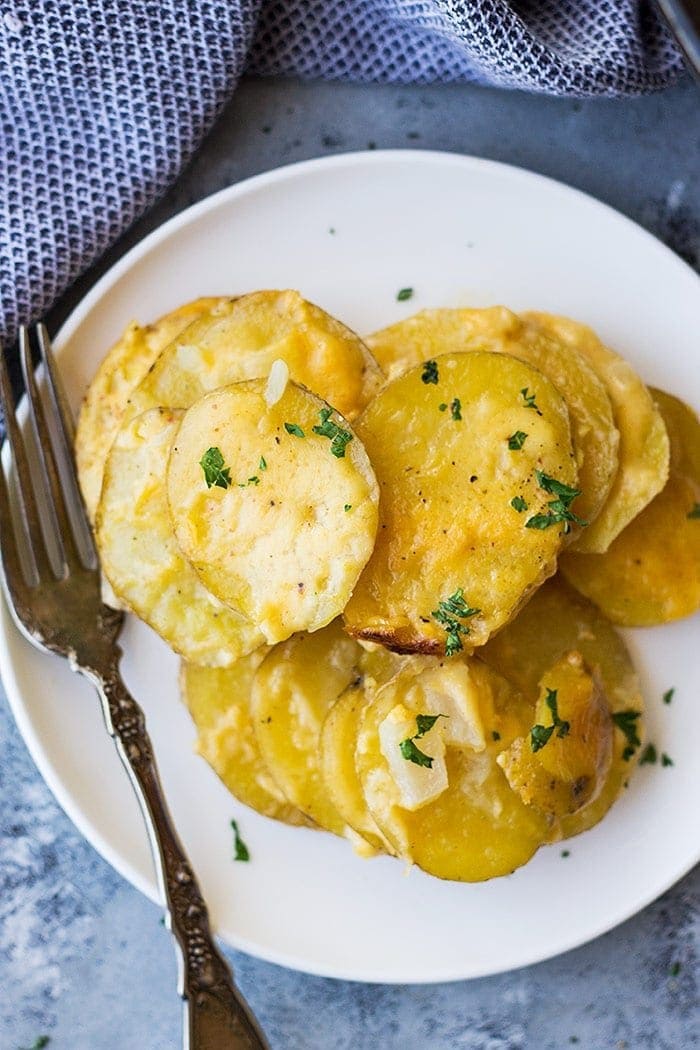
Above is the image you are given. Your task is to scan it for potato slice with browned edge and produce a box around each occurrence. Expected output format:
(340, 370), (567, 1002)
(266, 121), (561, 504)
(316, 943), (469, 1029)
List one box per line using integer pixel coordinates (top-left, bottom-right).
(320, 646), (404, 854)
(252, 621), (364, 836)
(524, 312), (669, 552)
(481, 578), (644, 839)
(76, 297), (224, 522)
(497, 651), (613, 827)
(560, 389), (700, 625)
(96, 408), (264, 665)
(181, 653), (311, 826)
(124, 289), (383, 426)
(344, 351), (577, 654)
(367, 306), (618, 532)
(355, 657), (550, 881)
(167, 379), (379, 644)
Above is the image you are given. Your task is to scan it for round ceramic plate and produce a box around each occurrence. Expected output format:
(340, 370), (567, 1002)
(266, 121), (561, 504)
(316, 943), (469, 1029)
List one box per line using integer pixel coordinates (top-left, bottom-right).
(2, 151), (699, 983)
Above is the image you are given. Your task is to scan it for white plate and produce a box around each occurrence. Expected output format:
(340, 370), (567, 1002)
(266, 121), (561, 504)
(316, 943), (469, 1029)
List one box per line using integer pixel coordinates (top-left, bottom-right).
(2, 151), (699, 984)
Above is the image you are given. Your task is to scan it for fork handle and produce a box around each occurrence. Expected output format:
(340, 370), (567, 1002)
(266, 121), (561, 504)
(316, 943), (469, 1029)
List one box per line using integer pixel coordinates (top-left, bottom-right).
(88, 657), (269, 1050)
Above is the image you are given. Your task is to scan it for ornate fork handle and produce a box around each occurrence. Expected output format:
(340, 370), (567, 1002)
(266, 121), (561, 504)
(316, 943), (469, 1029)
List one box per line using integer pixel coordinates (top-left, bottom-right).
(85, 651), (269, 1050)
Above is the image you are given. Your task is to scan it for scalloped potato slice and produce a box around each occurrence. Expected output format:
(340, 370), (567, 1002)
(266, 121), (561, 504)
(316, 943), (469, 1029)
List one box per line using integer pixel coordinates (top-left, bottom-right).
(560, 389), (700, 625)
(320, 649), (404, 854)
(344, 351), (577, 654)
(367, 306), (618, 532)
(124, 289), (383, 426)
(525, 312), (669, 552)
(355, 658), (550, 881)
(76, 297), (224, 522)
(252, 620), (364, 836)
(167, 379), (379, 644)
(481, 578), (644, 839)
(96, 408), (264, 665)
(181, 654), (311, 826)
(497, 651), (613, 825)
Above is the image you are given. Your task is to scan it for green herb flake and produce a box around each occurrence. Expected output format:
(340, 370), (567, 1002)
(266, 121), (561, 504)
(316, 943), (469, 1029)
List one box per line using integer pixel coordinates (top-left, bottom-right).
(661, 752), (674, 767)
(639, 743), (657, 765)
(397, 287), (414, 302)
(525, 470), (588, 534)
(669, 961), (682, 977)
(492, 730), (501, 741)
(612, 709), (642, 761)
(511, 496), (528, 513)
(399, 713), (446, 768)
(520, 387), (542, 415)
(230, 819), (250, 862)
(20, 1040), (51, 1050)
(438, 402), (447, 412)
(507, 430), (528, 451)
(450, 397), (462, 421)
(199, 447), (232, 490)
(421, 360), (439, 385)
(344, 504), (352, 512)
(663, 687), (675, 705)
(561, 850), (570, 858)
(284, 422), (305, 438)
(530, 688), (570, 752)
(259, 456), (267, 471)
(312, 407), (354, 458)
(431, 588), (480, 656)
(688, 503), (700, 519)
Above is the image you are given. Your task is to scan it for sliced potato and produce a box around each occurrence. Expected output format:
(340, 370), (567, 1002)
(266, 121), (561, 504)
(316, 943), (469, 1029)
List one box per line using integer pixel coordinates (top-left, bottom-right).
(497, 651), (613, 825)
(343, 351), (577, 654)
(320, 648), (404, 853)
(355, 657), (550, 881)
(368, 306), (618, 532)
(124, 289), (383, 426)
(251, 620), (364, 835)
(167, 379), (379, 644)
(76, 297), (224, 522)
(181, 653), (311, 825)
(481, 578), (644, 839)
(524, 312), (669, 552)
(96, 408), (264, 665)
(560, 389), (700, 625)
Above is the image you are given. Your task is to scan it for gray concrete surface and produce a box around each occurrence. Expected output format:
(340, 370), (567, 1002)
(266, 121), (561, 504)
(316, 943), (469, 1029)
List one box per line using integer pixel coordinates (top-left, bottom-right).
(3, 75), (699, 1049)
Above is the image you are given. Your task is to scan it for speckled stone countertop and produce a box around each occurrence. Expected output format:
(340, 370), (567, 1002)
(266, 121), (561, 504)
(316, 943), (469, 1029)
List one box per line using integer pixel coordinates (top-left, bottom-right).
(2, 76), (699, 1050)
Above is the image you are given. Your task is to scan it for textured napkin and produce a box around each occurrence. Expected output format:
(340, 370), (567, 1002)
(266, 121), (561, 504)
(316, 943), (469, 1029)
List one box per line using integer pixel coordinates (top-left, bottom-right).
(0, 1), (683, 346)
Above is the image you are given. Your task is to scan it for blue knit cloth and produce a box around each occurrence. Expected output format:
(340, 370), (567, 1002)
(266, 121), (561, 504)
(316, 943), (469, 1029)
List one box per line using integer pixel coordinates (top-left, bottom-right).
(0, 1), (683, 345)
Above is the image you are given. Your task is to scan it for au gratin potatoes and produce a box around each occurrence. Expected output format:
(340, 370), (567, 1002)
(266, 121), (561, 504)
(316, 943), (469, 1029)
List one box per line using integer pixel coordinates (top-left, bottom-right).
(76, 290), (700, 882)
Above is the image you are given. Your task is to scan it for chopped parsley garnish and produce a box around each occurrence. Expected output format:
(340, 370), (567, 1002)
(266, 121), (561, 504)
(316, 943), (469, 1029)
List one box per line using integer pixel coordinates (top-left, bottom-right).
(491, 730), (501, 741)
(525, 470), (588, 533)
(639, 743), (657, 765)
(511, 496), (528, 513)
(612, 709), (642, 761)
(431, 588), (480, 655)
(238, 476), (260, 488)
(663, 687), (675, 705)
(21, 1039), (50, 1050)
(284, 422), (305, 437)
(438, 402), (447, 412)
(421, 359), (439, 384)
(312, 407), (353, 458)
(397, 287), (414, 302)
(530, 688), (570, 752)
(561, 850), (570, 858)
(670, 961), (681, 977)
(688, 503), (700, 519)
(344, 504), (352, 512)
(231, 819), (250, 862)
(661, 752), (674, 767)
(520, 387), (542, 415)
(200, 447), (231, 489)
(399, 713), (446, 768)
(450, 397), (462, 421)
(259, 456), (267, 471)
(508, 430), (528, 451)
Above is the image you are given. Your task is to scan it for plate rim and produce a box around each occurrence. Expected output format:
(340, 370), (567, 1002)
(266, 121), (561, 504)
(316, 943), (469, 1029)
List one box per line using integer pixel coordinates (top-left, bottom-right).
(2, 148), (699, 984)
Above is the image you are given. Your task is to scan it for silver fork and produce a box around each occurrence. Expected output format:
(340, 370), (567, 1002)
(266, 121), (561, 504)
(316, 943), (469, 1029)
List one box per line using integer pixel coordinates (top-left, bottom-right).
(0, 324), (269, 1050)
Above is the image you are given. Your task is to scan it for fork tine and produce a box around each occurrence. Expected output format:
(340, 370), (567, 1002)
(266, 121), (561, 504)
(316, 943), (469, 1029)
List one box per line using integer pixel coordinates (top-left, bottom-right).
(0, 431), (33, 605)
(0, 344), (53, 583)
(34, 324), (97, 566)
